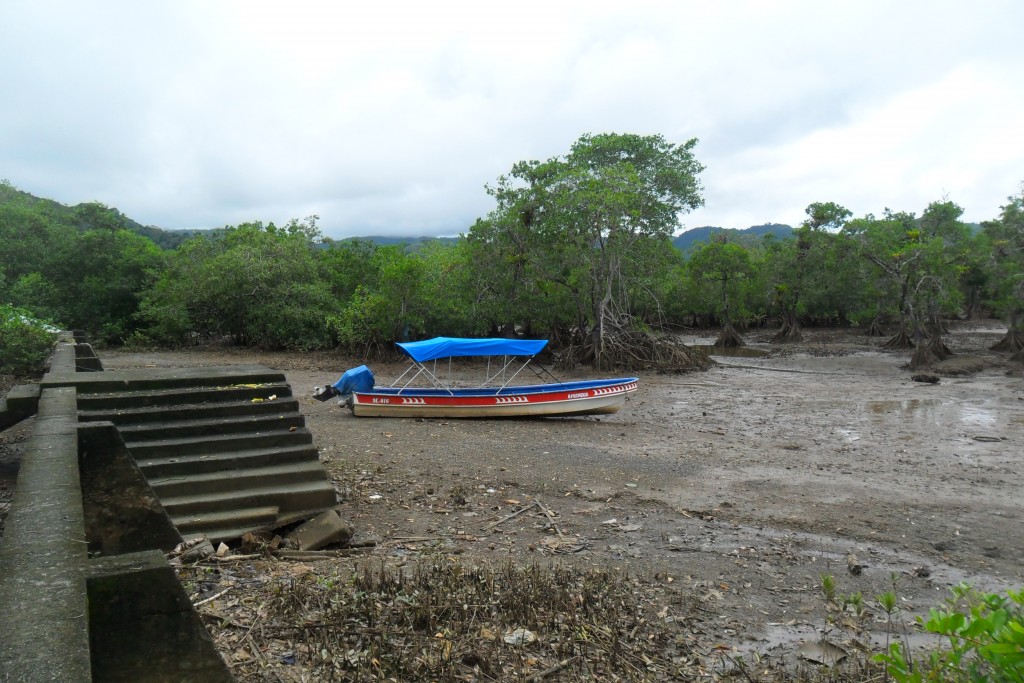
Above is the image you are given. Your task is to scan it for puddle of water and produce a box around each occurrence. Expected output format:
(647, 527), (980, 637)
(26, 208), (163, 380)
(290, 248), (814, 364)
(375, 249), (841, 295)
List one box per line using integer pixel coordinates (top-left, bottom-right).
(693, 344), (769, 358)
(867, 399), (1003, 429)
(834, 427), (860, 442)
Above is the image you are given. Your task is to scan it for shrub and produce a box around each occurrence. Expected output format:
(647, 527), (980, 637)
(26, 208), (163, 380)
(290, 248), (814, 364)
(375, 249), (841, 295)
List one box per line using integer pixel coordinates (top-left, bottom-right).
(0, 304), (59, 375)
(875, 584), (1024, 682)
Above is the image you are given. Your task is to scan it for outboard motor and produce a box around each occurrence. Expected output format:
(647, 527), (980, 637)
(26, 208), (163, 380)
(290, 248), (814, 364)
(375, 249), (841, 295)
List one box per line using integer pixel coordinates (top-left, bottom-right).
(312, 385), (339, 402)
(315, 365), (375, 403)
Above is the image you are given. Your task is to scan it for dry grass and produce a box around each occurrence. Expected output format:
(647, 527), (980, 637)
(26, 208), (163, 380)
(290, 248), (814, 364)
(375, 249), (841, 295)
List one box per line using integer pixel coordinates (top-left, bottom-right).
(183, 556), (893, 682)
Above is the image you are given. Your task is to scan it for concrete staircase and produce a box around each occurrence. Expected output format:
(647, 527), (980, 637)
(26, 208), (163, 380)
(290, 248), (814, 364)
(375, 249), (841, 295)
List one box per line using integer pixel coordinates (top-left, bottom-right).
(74, 370), (338, 542)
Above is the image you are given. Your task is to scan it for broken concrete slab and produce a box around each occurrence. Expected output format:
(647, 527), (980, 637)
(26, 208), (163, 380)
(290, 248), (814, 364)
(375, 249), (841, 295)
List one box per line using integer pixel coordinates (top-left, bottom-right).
(289, 510), (354, 550)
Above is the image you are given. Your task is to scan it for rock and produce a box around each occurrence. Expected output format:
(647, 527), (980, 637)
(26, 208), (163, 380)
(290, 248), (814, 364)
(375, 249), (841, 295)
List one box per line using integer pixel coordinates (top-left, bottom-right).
(181, 538), (215, 562)
(289, 510), (354, 551)
(503, 628), (537, 645)
(911, 373), (939, 384)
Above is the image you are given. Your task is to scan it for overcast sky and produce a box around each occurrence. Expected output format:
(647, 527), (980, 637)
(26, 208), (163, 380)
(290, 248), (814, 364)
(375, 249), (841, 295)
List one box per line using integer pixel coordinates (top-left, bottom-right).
(2, 1), (1022, 238)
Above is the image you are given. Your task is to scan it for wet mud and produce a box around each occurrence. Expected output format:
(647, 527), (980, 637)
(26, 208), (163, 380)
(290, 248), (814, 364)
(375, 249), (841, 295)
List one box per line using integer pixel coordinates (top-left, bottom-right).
(8, 323), (1020, 666)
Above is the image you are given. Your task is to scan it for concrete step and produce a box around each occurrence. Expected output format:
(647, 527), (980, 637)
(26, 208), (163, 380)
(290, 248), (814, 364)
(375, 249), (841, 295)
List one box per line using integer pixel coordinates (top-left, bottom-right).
(113, 412), (306, 442)
(148, 460), (329, 498)
(160, 480), (338, 517)
(47, 366), (288, 393)
(78, 397), (301, 425)
(76, 383), (293, 410)
(125, 427), (313, 459)
(137, 444), (322, 478)
(172, 506), (281, 536)
(176, 507), (336, 543)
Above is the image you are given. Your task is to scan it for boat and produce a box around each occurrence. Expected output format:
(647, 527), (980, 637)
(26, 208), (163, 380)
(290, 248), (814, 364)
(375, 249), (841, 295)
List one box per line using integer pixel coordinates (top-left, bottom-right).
(314, 337), (638, 418)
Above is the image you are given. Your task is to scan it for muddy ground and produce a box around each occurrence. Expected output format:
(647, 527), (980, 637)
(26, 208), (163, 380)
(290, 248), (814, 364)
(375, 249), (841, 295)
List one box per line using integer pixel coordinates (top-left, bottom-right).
(2, 323), (1022, 677)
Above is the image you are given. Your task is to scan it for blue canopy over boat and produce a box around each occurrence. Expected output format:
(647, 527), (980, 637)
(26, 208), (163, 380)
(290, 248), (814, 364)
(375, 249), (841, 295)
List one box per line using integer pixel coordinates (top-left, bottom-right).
(396, 337), (548, 363)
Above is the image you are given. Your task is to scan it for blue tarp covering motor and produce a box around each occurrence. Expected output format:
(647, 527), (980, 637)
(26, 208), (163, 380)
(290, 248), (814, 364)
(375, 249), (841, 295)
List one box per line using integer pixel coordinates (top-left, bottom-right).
(332, 365), (375, 396)
(396, 337), (548, 363)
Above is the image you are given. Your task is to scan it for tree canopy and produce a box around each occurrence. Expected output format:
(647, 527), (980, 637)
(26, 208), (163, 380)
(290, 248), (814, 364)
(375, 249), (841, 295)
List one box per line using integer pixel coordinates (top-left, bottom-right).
(2, 169), (1021, 373)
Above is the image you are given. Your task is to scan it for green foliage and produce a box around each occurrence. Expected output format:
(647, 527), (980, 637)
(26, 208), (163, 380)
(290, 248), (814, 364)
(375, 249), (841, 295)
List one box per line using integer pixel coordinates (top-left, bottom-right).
(983, 189), (1024, 329)
(686, 238), (755, 325)
(0, 304), (58, 375)
(471, 132), (705, 362)
(843, 203), (971, 336)
(5, 177), (1024, 352)
(875, 585), (1024, 683)
(140, 219), (339, 349)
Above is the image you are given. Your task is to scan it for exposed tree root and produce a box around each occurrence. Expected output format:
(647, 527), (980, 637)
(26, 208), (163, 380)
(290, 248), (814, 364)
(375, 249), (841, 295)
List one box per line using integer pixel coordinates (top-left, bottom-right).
(990, 329), (1024, 352)
(865, 320), (886, 337)
(910, 341), (939, 370)
(771, 314), (803, 343)
(556, 330), (715, 373)
(713, 322), (746, 348)
(928, 336), (953, 360)
(884, 328), (915, 349)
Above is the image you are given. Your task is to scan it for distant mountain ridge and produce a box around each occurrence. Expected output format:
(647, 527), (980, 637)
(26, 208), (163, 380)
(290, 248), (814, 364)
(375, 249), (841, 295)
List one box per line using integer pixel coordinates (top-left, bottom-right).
(672, 223), (794, 252)
(0, 182), (200, 249)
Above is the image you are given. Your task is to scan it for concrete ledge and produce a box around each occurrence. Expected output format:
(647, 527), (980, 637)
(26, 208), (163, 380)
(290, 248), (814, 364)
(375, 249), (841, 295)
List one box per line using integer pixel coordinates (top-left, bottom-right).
(87, 551), (233, 682)
(4, 383), (40, 414)
(75, 343), (105, 372)
(0, 387), (91, 682)
(48, 339), (79, 375)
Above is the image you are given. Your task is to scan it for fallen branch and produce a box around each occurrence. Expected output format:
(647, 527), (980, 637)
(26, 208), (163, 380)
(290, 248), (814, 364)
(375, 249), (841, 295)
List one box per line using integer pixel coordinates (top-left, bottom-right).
(275, 548), (374, 561)
(527, 656), (580, 682)
(193, 587), (232, 607)
(535, 500), (565, 540)
(484, 502), (539, 530)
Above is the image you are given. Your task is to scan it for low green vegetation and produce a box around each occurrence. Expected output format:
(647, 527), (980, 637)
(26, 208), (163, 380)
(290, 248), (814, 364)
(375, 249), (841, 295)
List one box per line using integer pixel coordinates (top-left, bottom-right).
(0, 304), (58, 375)
(876, 584), (1024, 683)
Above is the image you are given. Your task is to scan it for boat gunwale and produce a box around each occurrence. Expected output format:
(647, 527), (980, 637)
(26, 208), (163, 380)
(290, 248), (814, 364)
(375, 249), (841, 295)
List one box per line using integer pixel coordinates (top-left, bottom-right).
(359, 377), (638, 398)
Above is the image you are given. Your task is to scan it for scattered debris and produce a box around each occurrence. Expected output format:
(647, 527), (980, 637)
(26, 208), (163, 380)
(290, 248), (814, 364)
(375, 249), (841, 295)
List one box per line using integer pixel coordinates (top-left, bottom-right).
(502, 628), (537, 646)
(179, 537), (215, 563)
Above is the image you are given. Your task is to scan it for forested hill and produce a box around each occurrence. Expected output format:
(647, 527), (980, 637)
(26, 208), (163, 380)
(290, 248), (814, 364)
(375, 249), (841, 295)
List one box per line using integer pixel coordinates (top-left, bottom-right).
(672, 223), (794, 252)
(2, 183), (793, 253)
(0, 182), (201, 249)
(332, 235), (460, 252)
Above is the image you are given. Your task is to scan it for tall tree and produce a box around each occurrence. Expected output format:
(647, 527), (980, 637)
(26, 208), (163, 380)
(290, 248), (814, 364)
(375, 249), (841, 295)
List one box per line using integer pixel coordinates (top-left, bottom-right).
(140, 218), (337, 349)
(766, 202), (851, 342)
(843, 201), (968, 366)
(983, 188), (1024, 354)
(687, 236), (754, 346)
(472, 133), (705, 369)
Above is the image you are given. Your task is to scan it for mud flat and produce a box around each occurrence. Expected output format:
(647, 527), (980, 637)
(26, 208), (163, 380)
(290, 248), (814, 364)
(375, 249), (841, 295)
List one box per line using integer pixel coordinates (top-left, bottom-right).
(14, 322), (1020, 674)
